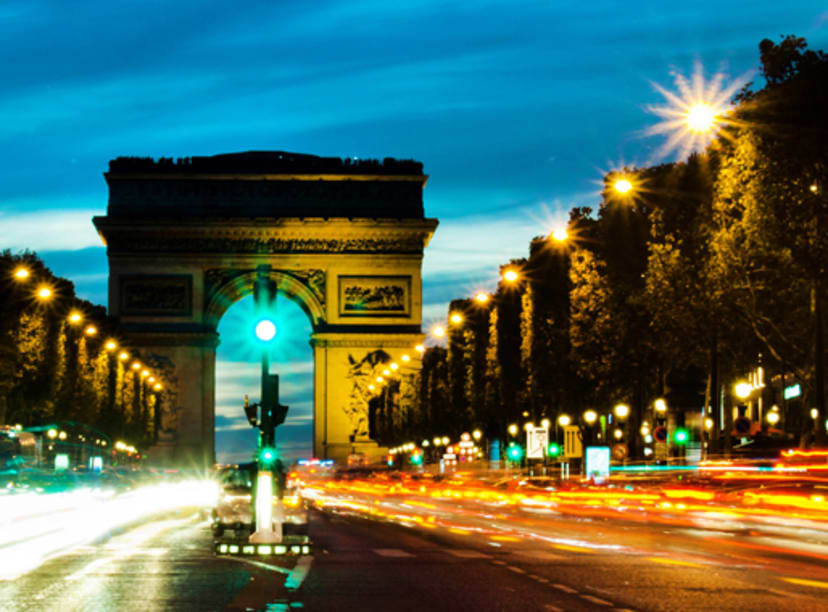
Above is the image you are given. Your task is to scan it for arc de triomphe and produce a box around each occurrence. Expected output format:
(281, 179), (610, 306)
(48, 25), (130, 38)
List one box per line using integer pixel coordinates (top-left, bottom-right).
(93, 151), (438, 467)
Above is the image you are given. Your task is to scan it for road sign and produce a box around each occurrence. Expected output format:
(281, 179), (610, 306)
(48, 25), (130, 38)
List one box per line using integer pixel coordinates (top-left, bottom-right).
(585, 446), (610, 483)
(611, 443), (628, 461)
(653, 426), (668, 443)
(654, 441), (667, 461)
(526, 427), (548, 459)
(563, 425), (582, 459)
(734, 417), (751, 435)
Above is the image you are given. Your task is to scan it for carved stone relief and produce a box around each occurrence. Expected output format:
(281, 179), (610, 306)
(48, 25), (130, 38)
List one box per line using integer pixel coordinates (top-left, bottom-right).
(120, 275), (192, 316)
(344, 349), (391, 439)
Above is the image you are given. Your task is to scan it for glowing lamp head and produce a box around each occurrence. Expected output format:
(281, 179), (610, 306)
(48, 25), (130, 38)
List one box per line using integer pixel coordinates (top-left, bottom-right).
(131, 362), (141, 370)
(37, 286), (52, 300)
(613, 428), (623, 440)
(508, 424), (518, 436)
(255, 319), (277, 342)
(84, 325), (97, 336)
(105, 340), (117, 351)
(118, 351), (129, 361)
(766, 412), (780, 425)
(382, 369), (391, 376)
(472, 429), (482, 440)
(502, 268), (519, 283)
(474, 292), (489, 304)
(441, 436), (449, 445)
(583, 410), (598, 424)
(704, 418), (714, 430)
(68, 311), (83, 324)
(811, 408), (819, 420)
(153, 383), (162, 392)
(686, 102), (716, 133)
(654, 398), (667, 413)
(13, 267), (30, 280)
(401, 354), (411, 363)
(415, 344), (425, 354)
(613, 178), (633, 194)
(614, 403), (630, 419)
(432, 325), (446, 338)
(449, 312), (463, 325)
(551, 227), (568, 242)
(734, 382), (752, 399)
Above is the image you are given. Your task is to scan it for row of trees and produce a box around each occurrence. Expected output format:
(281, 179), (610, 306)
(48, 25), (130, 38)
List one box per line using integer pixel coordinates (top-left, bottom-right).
(372, 36), (828, 455)
(0, 251), (173, 450)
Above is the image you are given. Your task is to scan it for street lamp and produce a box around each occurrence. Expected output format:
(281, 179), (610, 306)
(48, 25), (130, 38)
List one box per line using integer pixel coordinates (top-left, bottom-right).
(84, 325), (97, 336)
(449, 312), (464, 325)
(540, 418), (550, 429)
(686, 102), (716, 133)
(614, 403), (630, 419)
(36, 286), (52, 300)
(654, 398), (667, 413)
(550, 227), (568, 243)
(766, 412), (780, 426)
(502, 268), (519, 283)
(432, 325), (446, 338)
(472, 429), (482, 441)
(583, 410), (597, 425)
(105, 340), (118, 351)
(68, 311), (83, 325)
(13, 267), (30, 281)
(613, 177), (633, 194)
(474, 292), (489, 304)
(508, 424), (518, 436)
(734, 382), (752, 399)
(558, 414), (571, 427)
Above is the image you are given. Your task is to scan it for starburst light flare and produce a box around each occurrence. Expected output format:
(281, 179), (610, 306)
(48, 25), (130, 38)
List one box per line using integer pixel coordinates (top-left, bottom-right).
(645, 60), (752, 161)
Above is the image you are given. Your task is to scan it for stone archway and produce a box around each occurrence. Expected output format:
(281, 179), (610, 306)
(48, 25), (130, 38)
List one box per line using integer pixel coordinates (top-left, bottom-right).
(93, 151), (438, 467)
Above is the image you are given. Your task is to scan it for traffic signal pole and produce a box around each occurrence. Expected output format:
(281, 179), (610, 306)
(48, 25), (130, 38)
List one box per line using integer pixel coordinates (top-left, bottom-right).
(250, 265), (284, 544)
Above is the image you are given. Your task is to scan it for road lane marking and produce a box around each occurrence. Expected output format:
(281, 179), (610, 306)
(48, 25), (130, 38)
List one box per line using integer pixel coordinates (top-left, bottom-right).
(65, 557), (113, 582)
(374, 548), (414, 557)
(492, 560), (507, 565)
(285, 555), (313, 591)
(448, 528), (472, 535)
(447, 549), (490, 558)
(518, 551), (566, 561)
(781, 577), (828, 589)
(543, 605), (563, 612)
(647, 557), (704, 568)
(506, 565), (525, 574)
(552, 583), (578, 594)
(226, 557), (291, 575)
(580, 594), (612, 606)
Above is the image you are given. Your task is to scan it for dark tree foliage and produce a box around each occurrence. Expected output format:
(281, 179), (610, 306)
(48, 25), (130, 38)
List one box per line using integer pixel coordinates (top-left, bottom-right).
(0, 251), (159, 449)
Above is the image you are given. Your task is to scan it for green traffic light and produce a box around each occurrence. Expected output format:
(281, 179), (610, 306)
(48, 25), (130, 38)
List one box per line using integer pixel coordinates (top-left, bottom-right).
(548, 443), (561, 456)
(673, 428), (689, 444)
(410, 453), (423, 465)
(507, 443), (524, 461)
(259, 447), (276, 466)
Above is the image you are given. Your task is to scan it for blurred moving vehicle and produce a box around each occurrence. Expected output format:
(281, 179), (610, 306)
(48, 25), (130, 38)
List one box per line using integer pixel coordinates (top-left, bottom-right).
(211, 462), (308, 538)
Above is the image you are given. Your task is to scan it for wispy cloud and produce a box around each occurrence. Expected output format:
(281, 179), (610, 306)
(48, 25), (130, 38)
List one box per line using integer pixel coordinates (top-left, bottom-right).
(0, 208), (102, 251)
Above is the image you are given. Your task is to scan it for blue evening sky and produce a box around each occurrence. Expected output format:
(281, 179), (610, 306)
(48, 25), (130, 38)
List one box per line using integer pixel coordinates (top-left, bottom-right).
(1, 1), (825, 462)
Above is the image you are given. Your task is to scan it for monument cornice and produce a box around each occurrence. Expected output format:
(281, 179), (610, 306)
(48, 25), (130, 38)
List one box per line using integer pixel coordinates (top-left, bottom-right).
(93, 217), (438, 254)
(106, 172), (428, 186)
(310, 332), (425, 349)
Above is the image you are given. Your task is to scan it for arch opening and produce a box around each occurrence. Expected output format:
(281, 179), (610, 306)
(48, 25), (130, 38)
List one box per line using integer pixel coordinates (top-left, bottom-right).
(215, 292), (313, 464)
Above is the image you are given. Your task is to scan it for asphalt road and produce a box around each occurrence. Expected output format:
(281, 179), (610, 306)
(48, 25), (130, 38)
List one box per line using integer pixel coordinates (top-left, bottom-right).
(2, 504), (828, 611)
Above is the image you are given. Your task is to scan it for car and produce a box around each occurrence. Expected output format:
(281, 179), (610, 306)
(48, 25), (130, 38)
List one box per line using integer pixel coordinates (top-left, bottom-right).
(211, 462), (308, 538)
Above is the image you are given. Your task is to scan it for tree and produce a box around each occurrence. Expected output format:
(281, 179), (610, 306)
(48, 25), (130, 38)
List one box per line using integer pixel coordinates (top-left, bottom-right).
(710, 35), (828, 443)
